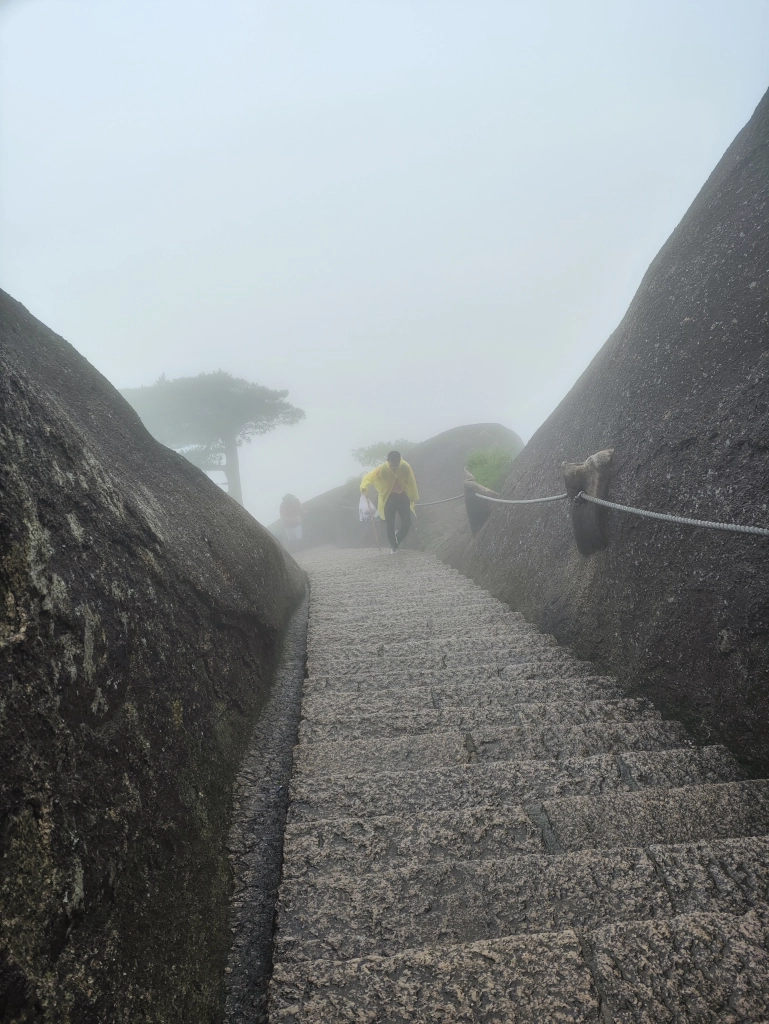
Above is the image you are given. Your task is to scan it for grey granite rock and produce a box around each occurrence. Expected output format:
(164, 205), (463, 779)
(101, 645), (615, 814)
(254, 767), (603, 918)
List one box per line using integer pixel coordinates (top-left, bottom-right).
(269, 930), (601, 1023)
(303, 658), (601, 695)
(470, 719), (691, 763)
(281, 805), (544, 879)
(306, 617), (539, 645)
(546, 780), (769, 852)
(297, 698), (658, 744)
(275, 846), (671, 962)
(590, 910), (769, 1022)
(650, 837), (769, 916)
(620, 745), (742, 789)
(276, 837), (769, 965)
(300, 675), (621, 721)
(293, 729), (469, 777)
(287, 746), (741, 825)
(292, 719), (691, 778)
(307, 643), (582, 677)
(0, 290), (306, 1024)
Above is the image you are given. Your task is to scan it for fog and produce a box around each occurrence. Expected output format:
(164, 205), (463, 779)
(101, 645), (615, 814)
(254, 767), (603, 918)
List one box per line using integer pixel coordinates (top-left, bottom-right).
(2, 0), (767, 524)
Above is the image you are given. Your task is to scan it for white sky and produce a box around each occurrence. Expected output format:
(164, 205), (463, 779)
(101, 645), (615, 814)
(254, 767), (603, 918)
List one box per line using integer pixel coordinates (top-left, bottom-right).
(2, 0), (768, 524)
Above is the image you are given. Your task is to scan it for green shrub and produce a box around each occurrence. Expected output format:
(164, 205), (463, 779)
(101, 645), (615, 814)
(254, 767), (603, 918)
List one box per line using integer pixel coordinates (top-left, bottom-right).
(466, 446), (518, 491)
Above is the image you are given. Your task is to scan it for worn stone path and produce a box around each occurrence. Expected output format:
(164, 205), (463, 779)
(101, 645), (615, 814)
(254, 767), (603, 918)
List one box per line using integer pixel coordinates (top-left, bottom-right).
(268, 548), (769, 1022)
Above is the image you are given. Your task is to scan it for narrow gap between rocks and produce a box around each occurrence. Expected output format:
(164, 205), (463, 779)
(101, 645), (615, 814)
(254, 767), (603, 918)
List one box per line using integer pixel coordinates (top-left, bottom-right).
(223, 585), (310, 1024)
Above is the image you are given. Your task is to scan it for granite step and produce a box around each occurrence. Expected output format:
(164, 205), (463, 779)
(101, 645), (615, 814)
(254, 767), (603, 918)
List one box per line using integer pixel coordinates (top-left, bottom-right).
(306, 642), (575, 676)
(292, 719), (692, 778)
(308, 599), (524, 615)
(300, 675), (621, 722)
(306, 621), (548, 645)
(309, 598), (509, 614)
(274, 836), (769, 964)
(280, 804), (546, 881)
(307, 602), (516, 622)
(308, 581), (496, 599)
(287, 746), (742, 824)
(304, 659), (609, 696)
(271, 930), (600, 1022)
(587, 905), (769, 1022)
(545, 778), (769, 851)
(268, 909), (769, 1022)
(282, 779), (768, 883)
(308, 604), (524, 621)
(297, 697), (658, 744)
(272, 548), (769, 1021)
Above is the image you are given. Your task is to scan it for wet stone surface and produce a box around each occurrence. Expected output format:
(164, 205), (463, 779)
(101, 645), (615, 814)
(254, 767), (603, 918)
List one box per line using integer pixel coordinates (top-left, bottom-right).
(266, 547), (769, 1021)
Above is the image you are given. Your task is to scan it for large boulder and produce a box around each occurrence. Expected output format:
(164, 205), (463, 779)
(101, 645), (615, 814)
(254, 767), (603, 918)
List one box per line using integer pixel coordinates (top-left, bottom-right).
(441, 88), (769, 776)
(287, 423), (522, 551)
(0, 290), (305, 1023)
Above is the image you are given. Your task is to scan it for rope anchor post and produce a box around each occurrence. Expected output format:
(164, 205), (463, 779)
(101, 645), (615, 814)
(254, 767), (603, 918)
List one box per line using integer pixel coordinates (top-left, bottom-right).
(463, 469), (500, 535)
(562, 449), (615, 556)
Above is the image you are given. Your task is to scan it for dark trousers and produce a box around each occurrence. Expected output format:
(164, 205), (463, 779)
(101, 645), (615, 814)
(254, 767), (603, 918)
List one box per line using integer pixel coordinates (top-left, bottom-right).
(385, 491), (412, 549)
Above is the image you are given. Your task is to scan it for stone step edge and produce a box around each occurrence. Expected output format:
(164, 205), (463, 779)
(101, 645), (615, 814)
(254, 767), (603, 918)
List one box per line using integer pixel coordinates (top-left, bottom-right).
(286, 745), (740, 824)
(278, 833), (769, 909)
(286, 749), (741, 827)
(295, 698), (660, 741)
(274, 837), (769, 965)
(290, 717), (690, 768)
(268, 908), (769, 1018)
(300, 675), (621, 709)
(303, 666), (611, 689)
(307, 624), (549, 636)
(283, 777), (761, 842)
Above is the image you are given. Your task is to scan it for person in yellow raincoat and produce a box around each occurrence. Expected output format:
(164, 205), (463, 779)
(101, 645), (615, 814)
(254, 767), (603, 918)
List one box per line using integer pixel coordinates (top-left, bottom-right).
(360, 450), (419, 553)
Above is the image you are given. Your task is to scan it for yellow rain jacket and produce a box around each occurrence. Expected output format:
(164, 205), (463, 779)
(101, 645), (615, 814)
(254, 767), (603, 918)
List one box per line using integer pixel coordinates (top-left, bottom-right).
(360, 460), (420, 519)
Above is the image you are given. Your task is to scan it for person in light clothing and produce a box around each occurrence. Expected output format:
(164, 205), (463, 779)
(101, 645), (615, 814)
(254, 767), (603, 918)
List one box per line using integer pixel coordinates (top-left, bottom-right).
(360, 450), (419, 553)
(279, 493), (304, 548)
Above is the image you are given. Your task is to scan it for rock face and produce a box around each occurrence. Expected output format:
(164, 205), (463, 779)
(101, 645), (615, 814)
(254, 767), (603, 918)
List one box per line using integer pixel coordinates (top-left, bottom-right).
(0, 290), (305, 1023)
(287, 423), (522, 551)
(441, 89), (769, 775)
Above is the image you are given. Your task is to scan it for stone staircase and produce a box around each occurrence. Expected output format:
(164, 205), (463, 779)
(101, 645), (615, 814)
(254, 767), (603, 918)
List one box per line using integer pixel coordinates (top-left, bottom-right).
(268, 548), (769, 1022)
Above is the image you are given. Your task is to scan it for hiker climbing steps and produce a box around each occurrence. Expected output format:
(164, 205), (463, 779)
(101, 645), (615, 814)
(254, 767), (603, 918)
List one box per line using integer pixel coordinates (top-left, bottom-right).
(268, 548), (769, 1021)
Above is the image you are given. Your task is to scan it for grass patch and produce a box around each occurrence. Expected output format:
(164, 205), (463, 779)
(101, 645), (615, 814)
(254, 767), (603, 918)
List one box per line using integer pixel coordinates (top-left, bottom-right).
(466, 446), (519, 491)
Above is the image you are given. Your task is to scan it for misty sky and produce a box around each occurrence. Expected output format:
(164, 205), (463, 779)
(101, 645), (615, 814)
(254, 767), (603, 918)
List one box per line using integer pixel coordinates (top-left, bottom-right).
(2, 1), (768, 524)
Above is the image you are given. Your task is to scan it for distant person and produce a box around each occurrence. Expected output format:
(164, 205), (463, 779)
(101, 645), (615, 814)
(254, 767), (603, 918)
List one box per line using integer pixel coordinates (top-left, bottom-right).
(279, 493), (304, 549)
(360, 450), (419, 553)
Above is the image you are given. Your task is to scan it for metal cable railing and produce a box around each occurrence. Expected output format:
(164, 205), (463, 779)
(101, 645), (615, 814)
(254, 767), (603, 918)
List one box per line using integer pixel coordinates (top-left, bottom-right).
(577, 491), (769, 537)
(415, 494), (464, 506)
(342, 493), (464, 511)
(474, 492), (567, 505)
(341, 479), (769, 539)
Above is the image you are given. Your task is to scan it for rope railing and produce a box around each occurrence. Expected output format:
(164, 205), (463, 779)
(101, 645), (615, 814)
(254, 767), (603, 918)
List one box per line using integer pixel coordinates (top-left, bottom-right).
(473, 487), (768, 536)
(342, 488), (768, 537)
(339, 449), (769, 543)
(341, 493), (464, 511)
(415, 493), (464, 506)
(474, 492), (567, 505)
(577, 491), (769, 537)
